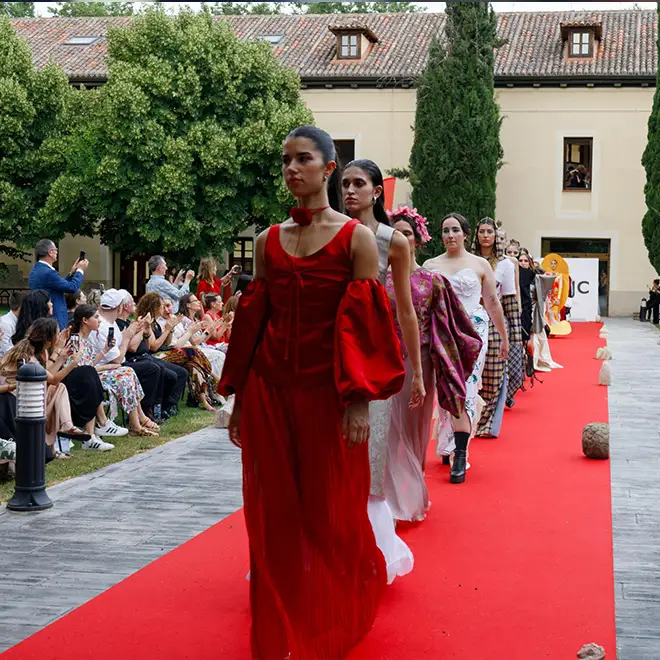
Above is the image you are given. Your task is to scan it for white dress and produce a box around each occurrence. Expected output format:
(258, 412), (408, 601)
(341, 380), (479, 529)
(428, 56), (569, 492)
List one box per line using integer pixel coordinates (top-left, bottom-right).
(172, 317), (226, 378)
(431, 268), (489, 456)
(367, 222), (414, 584)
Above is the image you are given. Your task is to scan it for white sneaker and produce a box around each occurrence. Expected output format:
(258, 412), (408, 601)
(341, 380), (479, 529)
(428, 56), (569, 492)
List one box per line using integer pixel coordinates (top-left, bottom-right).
(81, 435), (115, 452)
(95, 420), (128, 437)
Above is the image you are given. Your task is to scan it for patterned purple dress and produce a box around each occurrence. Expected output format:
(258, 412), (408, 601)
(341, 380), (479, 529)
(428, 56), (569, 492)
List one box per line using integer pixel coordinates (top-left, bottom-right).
(383, 267), (482, 521)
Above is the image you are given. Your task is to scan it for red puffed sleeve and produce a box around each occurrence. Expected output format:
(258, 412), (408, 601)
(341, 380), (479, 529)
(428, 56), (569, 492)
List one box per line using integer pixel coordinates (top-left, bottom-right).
(334, 279), (405, 406)
(217, 278), (268, 398)
(430, 274), (483, 417)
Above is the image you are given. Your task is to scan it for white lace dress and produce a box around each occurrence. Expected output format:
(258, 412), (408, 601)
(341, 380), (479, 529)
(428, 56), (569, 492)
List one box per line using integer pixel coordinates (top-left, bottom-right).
(367, 222), (414, 584)
(431, 268), (490, 456)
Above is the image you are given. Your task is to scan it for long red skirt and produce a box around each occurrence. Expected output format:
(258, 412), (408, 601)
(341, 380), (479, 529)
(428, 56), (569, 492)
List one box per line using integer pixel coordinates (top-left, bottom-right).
(241, 372), (386, 659)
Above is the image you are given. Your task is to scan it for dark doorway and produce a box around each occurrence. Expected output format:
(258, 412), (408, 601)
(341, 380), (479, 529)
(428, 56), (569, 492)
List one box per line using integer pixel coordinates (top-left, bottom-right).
(333, 139), (355, 168)
(119, 254), (150, 300)
(541, 238), (610, 316)
(229, 238), (254, 276)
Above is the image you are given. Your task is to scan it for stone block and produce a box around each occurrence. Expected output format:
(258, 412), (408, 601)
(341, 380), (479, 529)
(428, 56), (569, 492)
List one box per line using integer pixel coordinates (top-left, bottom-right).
(598, 362), (611, 385)
(582, 423), (609, 460)
(596, 347), (612, 360)
(577, 642), (606, 659)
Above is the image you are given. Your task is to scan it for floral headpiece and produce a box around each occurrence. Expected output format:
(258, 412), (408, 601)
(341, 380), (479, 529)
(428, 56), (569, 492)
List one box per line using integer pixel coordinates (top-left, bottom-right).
(387, 205), (431, 244)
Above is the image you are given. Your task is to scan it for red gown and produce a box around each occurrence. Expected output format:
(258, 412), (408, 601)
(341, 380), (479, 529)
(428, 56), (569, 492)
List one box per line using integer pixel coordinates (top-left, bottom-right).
(218, 219), (405, 659)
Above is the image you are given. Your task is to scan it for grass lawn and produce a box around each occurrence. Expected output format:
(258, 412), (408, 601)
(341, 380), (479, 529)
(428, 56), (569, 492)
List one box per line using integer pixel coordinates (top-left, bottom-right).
(0, 406), (215, 503)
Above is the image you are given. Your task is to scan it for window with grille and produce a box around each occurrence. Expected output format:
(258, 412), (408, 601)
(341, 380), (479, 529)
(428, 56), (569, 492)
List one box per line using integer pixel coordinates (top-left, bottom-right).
(338, 33), (360, 60)
(569, 30), (593, 58)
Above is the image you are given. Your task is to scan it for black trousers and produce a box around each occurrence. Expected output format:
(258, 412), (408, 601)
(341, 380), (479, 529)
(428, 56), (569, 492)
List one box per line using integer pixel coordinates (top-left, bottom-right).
(162, 362), (187, 409)
(648, 292), (660, 324)
(124, 357), (164, 412)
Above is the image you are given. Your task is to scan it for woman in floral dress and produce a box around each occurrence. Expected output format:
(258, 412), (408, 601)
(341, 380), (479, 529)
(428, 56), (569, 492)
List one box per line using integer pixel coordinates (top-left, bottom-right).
(69, 305), (158, 437)
(382, 207), (483, 518)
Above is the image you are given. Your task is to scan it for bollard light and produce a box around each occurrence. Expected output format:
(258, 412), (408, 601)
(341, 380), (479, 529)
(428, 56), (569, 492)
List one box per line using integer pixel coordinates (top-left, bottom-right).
(7, 361), (52, 512)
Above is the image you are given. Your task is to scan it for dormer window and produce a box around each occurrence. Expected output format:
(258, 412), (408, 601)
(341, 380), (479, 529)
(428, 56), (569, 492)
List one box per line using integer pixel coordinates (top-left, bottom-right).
(569, 30), (593, 58)
(329, 24), (379, 62)
(340, 34), (360, 59)
(560, 21), (602, 60)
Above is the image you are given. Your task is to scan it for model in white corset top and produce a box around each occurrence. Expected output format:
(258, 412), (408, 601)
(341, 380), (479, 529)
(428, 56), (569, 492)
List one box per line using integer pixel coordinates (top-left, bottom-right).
(423, 213), (508, 484)
(342, 159), (423, 583)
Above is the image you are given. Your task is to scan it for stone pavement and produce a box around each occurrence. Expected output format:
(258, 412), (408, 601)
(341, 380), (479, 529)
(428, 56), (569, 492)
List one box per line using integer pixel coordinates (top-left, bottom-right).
(0, 426), (242, 653)
(0, 319), (658, 657)
(607, 318), (660, 660)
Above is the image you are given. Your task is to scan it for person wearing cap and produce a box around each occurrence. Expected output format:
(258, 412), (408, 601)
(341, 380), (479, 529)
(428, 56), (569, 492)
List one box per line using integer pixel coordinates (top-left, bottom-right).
(116, 291), (136, 332)
(28, 239), (88, 330)
(92, 289), (165, 424)
(145, 256), (194, 313)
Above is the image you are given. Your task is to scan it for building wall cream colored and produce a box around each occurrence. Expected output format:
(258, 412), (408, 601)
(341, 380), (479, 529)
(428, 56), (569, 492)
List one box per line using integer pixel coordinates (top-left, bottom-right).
(496, 87), (656, 316)
(306, 86), (657, 316)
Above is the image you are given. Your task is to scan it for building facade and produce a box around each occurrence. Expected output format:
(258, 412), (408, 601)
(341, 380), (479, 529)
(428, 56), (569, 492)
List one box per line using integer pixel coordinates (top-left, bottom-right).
(9, 9), (659, 314)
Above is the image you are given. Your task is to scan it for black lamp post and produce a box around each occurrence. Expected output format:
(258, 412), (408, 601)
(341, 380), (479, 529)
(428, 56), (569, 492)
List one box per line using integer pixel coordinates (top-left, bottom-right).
(6, 361), (52, 512)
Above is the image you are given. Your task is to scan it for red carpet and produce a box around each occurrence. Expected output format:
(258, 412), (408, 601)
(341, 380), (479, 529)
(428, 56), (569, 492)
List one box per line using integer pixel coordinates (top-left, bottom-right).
(3, 324), (615, 660)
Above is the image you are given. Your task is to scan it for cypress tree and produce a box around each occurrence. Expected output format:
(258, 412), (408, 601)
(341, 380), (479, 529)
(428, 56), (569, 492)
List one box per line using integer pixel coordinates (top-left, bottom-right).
(409, 2), (503, 257)
(642, 2), (660, 275)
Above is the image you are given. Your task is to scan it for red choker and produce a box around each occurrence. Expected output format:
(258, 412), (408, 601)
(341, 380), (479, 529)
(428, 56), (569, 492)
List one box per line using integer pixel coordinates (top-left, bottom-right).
(290, 206), (329, 227)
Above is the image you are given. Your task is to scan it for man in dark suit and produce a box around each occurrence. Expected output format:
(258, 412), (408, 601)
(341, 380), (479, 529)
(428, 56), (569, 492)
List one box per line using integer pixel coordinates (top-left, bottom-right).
(28, 239), (88, 329)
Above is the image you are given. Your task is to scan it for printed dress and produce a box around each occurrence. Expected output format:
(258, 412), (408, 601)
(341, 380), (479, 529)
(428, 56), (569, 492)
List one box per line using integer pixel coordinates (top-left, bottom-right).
(75, 337), (144, 416)
(383, 268), (483, 522)
(477, 258), (522, 438)
(432, 268), (490, 456)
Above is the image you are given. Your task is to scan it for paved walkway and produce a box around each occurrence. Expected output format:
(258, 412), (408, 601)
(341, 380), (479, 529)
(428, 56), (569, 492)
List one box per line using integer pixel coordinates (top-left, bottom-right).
(0, 426), (242, 653)
(0, 319), (658, 657)
(607, 318), (660, 660)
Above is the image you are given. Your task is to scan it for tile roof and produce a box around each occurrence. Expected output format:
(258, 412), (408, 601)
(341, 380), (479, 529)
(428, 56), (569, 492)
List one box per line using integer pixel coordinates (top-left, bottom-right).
(8, 10), (659, 84)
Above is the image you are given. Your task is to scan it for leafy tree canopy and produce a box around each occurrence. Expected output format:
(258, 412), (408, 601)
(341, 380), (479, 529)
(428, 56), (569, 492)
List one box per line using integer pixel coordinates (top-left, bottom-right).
(42, 9), (312, 262)
(206, 1), (424, 14)
(408, 1), (502, 258)
(48, 2), (134, 17)
(0, 2), (34, 17)
(0, 16), (72, 259)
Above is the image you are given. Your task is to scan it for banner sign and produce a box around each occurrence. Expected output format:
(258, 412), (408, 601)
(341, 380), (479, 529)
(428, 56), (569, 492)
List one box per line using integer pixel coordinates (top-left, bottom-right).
(565, 258), (600, 322)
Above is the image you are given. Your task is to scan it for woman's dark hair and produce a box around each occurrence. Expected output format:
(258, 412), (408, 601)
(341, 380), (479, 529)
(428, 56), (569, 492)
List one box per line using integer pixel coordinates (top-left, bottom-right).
(472, 216), (504, 262)
(441, 212), (471, 241)
(204, 293), (222, 308)
(13, 289), (51, 345)
(235, 273), (253, 294)
(344, 158), (390, 226)
(70, 304), (97, 334)
(286, 125), (343, 213)
(65, 290), (84, 311)
(179, 293), (199, 320)
(1, 317), (59, 372)
(389, 210), (420, 243)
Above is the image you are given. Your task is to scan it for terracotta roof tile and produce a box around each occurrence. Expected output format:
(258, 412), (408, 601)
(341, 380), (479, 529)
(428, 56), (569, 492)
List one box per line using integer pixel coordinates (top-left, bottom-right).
(9, 10), (659, 83)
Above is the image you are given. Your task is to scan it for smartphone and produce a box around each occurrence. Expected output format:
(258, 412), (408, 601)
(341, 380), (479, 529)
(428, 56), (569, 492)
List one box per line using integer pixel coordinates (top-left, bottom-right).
(79, 250), (86, 261)
(107, 326), (115, 347)
(69, 334), (80, 351)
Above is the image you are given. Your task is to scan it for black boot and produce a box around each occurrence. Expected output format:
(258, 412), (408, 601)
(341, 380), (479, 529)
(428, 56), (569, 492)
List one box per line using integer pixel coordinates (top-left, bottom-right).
(450, 432), (470, 484)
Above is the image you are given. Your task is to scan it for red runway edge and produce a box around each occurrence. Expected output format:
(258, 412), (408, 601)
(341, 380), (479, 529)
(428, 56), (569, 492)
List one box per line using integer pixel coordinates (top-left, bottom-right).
(3, 323), (615, 659)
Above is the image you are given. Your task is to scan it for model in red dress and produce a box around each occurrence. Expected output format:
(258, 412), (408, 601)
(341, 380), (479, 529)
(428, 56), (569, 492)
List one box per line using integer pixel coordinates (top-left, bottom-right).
(218, 126), (405, 659)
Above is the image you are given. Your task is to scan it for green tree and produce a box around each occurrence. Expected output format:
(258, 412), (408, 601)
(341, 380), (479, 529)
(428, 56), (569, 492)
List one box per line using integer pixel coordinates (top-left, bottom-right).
(297, 2), (423, 13)
(0, 17), (71, 259)
(207, 2), (284, 14)
(642, 2), (660, 275)
(408, 1), (502, 257)
(207, 1), (423, 14)
(48, 2), (134, 17)
(0, 2), (34, 17)
(43, 9), (312, 261)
